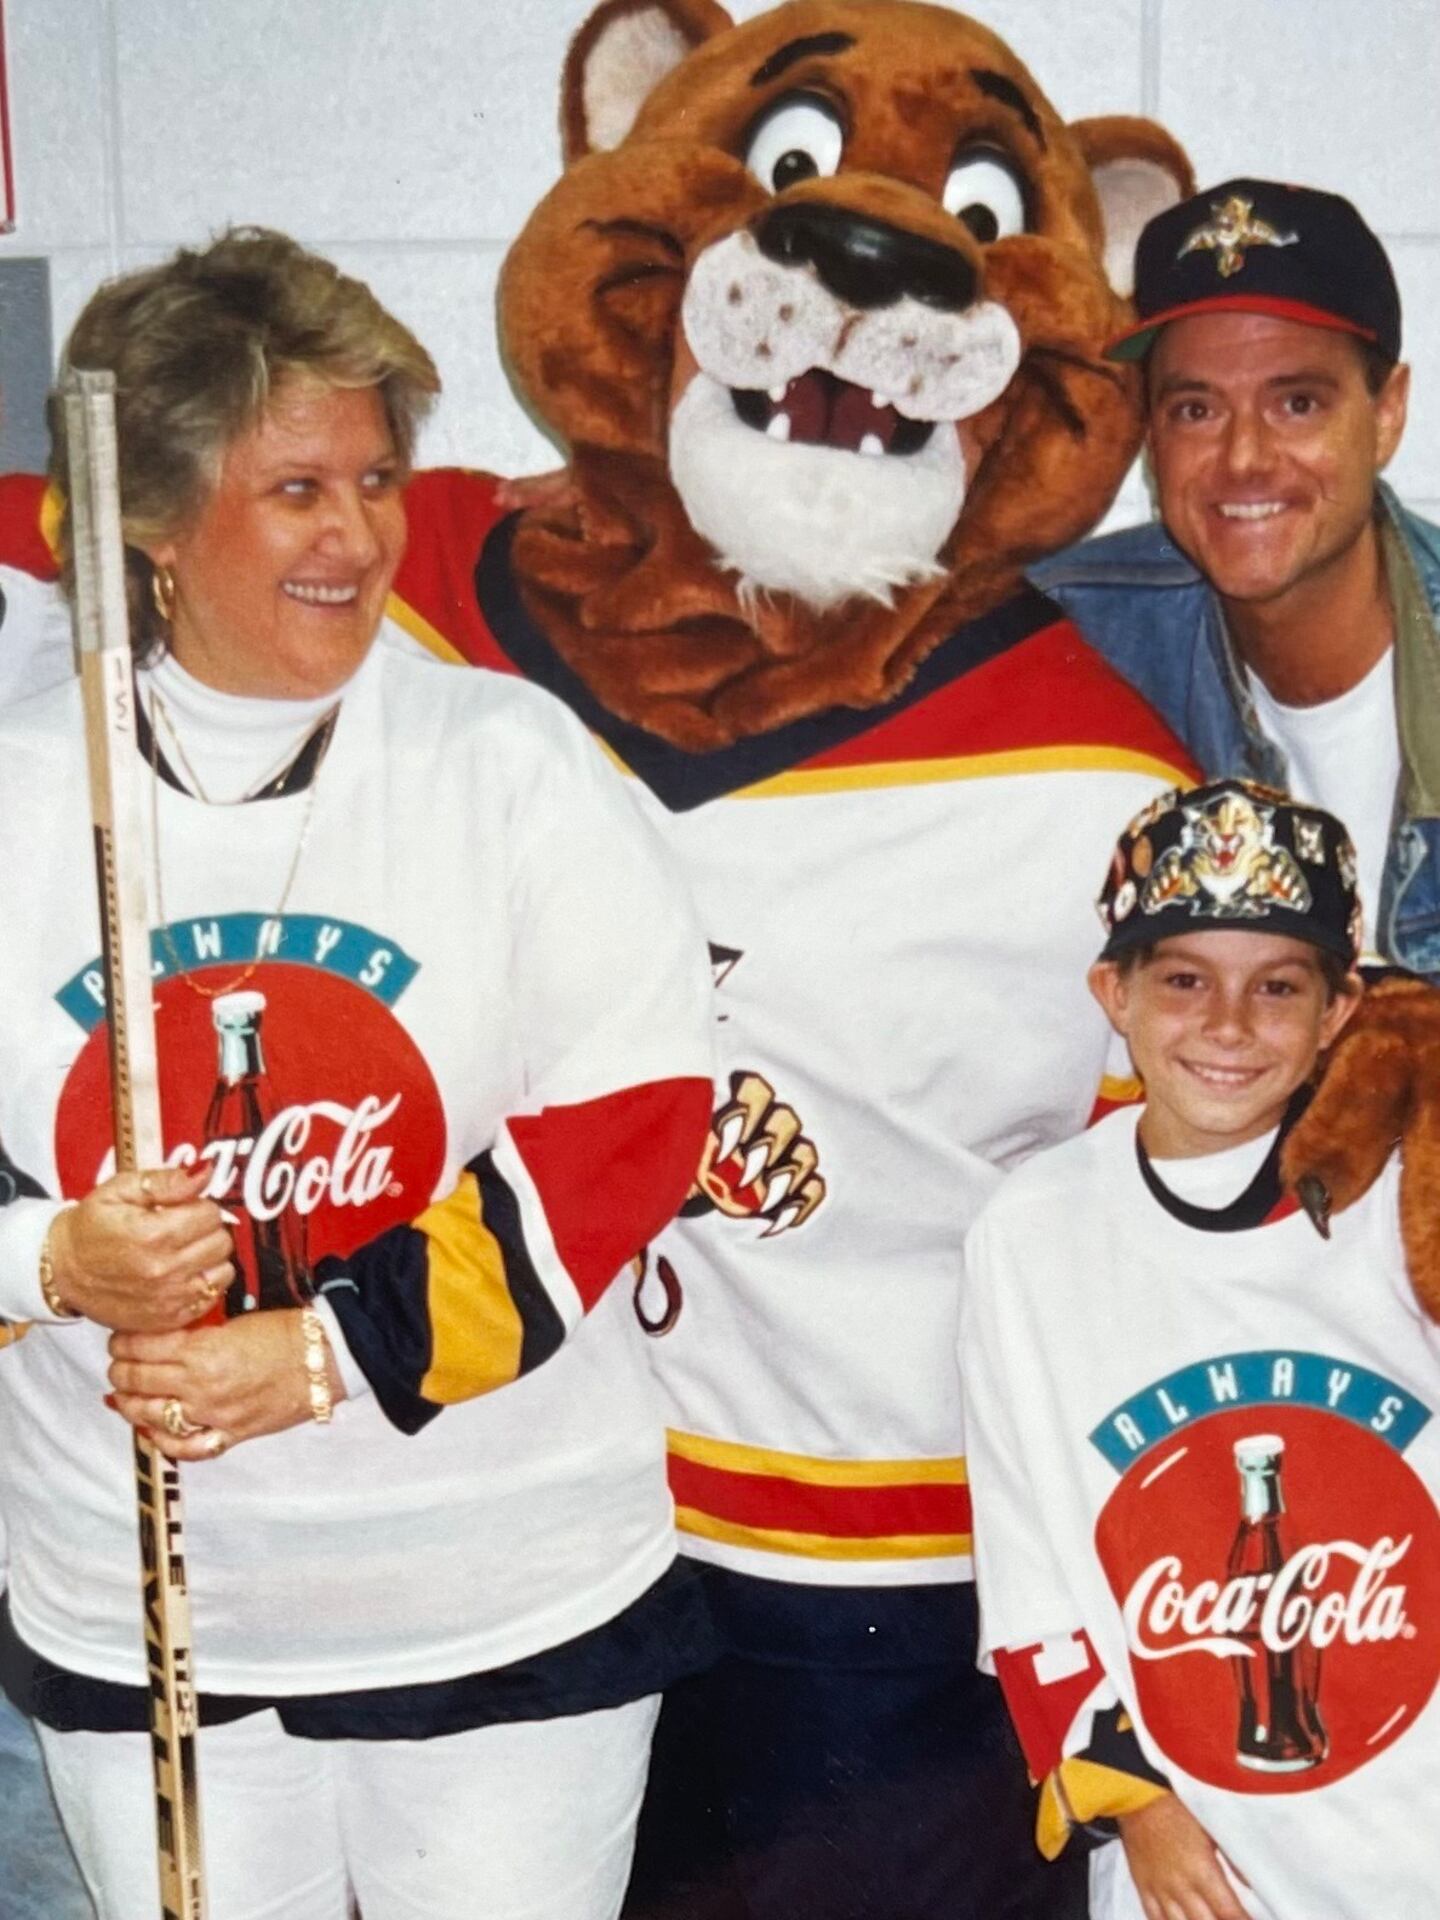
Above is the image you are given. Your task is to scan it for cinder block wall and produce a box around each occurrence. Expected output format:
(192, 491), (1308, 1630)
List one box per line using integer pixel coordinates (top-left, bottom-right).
(5, 0), (1436, 526)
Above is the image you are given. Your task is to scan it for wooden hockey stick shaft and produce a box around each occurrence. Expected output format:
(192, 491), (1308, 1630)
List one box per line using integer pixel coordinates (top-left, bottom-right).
(64, 368), (207, 1920)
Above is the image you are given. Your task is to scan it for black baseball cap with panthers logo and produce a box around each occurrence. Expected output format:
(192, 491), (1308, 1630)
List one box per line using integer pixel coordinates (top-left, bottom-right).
(1096, 780), (1361, 965)
(1105, 178), (1402, 366)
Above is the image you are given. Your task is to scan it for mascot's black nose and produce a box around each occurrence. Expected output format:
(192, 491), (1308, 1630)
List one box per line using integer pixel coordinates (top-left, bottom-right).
(755, 201), (976, 312)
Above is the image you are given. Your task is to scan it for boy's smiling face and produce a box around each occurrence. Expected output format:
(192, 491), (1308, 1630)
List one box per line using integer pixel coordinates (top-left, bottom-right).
(1089, 929), (1361, 1159)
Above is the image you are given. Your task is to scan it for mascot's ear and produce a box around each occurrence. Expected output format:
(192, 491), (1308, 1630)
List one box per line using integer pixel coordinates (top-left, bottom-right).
(562, 0), (733, 161)
(1071, 118), (1195, 297)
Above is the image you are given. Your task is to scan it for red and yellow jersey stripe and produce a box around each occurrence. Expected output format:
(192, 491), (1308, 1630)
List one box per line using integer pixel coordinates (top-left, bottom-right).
(666, 1429), (972, 1563)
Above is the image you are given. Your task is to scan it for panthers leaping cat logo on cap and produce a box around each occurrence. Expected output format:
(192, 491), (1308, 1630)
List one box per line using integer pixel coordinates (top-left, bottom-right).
(1179, 194), (1299, 278)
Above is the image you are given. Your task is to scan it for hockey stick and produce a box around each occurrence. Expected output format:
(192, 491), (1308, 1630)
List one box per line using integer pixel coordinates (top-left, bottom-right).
(64, 367), (207, 1920)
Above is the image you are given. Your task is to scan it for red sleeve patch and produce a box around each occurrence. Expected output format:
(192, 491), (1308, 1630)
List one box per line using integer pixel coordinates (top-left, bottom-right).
(995, 1632), (1108, 1780)
(508, 1076), (714, 1308)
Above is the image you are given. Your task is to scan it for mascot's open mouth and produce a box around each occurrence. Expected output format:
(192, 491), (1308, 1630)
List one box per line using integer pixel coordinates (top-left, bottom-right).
(731, 371), (934, 457)
(669, 232), (1023, 604)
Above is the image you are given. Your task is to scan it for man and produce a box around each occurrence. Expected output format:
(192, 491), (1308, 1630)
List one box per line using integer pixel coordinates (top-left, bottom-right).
(1034, 178), (1440, 980)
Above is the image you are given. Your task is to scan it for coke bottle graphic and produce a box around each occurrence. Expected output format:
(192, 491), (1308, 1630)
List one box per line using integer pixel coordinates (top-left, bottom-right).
(202, 990), (312, 1314)
(1228, 1434), (1327, 1772)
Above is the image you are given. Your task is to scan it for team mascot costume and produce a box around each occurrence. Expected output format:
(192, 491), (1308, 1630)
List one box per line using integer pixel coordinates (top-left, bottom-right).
(402, 6), (1195, 1915)
(7, 3), (1440, 1916)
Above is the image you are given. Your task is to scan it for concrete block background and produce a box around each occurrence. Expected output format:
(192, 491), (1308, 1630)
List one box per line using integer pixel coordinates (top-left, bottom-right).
(2, 0), (1434, 520)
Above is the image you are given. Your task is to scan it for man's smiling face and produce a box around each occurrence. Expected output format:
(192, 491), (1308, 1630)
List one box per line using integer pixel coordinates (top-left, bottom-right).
(1145, 311), (1408, 612)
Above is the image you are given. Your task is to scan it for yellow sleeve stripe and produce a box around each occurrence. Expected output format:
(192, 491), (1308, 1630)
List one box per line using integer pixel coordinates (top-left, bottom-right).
(1036, 1760), (1172, 1860)
(418, 1171), (524, 1403)
(40, 484), (63, 563)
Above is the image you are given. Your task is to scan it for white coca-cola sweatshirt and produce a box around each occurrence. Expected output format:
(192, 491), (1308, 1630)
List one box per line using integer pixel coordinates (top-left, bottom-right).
(0, 634), (713, 1693)
(961, 1105), (1440, 1920)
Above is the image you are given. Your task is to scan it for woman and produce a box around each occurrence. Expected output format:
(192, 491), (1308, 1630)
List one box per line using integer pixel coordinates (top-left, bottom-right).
(0, 230), (715, 1919)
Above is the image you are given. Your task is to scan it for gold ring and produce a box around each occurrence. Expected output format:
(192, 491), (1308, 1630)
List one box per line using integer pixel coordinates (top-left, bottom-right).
(187, 1272), (224, 1318)
(161, 1397), (204, 1439)
(202, 1429), (229, 1459)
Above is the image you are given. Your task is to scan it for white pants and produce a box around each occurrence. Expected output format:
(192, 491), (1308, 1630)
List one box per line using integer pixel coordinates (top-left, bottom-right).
(39, 1694), (660, 1920)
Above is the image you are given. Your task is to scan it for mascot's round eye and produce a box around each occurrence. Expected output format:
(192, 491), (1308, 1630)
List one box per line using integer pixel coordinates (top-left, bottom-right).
(942, 150), (1028, 242)
(744, 94), (844, 193)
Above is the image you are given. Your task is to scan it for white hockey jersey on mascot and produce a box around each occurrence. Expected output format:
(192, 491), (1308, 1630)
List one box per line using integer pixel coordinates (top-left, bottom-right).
(386, 6), (1200, 1915)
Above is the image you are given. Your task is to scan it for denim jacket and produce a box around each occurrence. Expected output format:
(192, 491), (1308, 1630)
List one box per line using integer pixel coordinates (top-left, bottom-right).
(1031, 484), (1440, 981)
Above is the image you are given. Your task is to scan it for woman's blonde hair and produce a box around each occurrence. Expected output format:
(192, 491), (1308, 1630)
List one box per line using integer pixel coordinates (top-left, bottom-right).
(49, 226), (440, 660)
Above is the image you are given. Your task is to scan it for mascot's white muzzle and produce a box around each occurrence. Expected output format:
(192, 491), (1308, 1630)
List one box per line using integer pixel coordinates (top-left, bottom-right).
(672, 228), (1022, 609)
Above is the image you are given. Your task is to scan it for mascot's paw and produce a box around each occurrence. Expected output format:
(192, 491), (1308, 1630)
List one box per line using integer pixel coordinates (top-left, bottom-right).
(1282, 976), (1440, 1322)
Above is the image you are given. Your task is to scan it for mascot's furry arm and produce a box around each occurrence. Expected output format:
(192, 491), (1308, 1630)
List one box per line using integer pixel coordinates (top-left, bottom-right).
(1285, 977), (1440, 1320)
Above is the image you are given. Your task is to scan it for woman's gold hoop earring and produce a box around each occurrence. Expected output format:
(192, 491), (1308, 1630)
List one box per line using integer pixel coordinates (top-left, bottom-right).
(151, 564), (177, 624)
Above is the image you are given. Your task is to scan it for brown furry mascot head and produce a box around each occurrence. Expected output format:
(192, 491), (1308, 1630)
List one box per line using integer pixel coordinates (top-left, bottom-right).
(497, 0), (1192, 749)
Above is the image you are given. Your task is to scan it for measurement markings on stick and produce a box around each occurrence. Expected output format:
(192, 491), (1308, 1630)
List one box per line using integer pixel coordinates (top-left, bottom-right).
(65, 367), (208, 1920)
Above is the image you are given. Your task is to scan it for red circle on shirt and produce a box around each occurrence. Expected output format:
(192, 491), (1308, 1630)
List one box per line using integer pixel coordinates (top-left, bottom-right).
(1095, 1403), (1440, 1792)
(54, 960), (446, 1265)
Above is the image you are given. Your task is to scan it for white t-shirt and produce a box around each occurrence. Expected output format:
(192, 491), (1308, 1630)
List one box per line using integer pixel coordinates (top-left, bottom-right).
(962, 1108), (1440, 1920)
(1247, 651), (1398, 961)
(1150, 1129), (1276, 1207)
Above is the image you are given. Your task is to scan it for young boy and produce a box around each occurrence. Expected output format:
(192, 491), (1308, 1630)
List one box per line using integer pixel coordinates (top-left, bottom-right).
(960, 779), (1440, 1920)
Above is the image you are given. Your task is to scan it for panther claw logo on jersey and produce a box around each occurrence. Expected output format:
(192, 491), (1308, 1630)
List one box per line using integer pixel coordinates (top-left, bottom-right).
(1090, 1351), (1440, 1792)
(687, 944), (828, 1238)
(688, 1069), (827, 1236)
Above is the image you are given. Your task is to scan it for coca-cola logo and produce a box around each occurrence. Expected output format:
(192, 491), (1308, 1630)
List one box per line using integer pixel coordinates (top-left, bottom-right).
(56, 961), (446, 1266)
(95, 1093), (404, 1221)
(1095, 1403), (1440, 1793)
(1124, 1535), (1413, 1662)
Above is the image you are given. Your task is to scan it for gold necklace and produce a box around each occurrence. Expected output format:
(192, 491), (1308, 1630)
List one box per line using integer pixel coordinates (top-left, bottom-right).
(147, 688), (337, 1000)
(150, 687), (336, 806)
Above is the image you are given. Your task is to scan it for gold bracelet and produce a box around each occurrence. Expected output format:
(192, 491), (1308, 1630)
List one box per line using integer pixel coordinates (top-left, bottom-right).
(299, 1307), (333, 1425)
(38, 1213), (79, 1321)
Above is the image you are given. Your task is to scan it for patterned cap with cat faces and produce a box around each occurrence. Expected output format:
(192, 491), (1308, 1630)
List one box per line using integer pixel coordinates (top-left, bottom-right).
(1097, 779), (1361, 964)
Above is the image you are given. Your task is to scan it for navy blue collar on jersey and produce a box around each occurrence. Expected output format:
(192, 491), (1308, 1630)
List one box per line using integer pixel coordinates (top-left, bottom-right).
(475, 511), (1058, 813)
